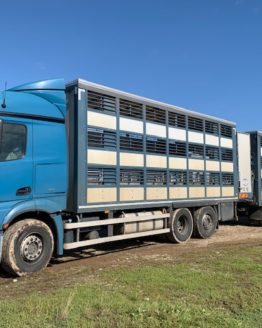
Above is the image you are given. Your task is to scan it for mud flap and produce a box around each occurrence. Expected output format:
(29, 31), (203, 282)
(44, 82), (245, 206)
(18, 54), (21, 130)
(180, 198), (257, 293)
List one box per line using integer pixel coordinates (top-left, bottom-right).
(220, 202), (235, 222)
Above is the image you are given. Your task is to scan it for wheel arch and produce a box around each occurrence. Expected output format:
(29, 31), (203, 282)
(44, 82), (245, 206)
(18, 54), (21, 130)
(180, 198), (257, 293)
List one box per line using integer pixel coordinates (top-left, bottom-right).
(2, 199), (65, 256)
(3, 209), (63, 256)
(187, 204), (218, 215)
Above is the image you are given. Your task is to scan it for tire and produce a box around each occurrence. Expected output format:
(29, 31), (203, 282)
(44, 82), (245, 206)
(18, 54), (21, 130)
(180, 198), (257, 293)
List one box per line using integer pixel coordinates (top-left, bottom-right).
(1, 219), (54, 277)
(193, 206), (218, 239)
(167, 208), (193, 243)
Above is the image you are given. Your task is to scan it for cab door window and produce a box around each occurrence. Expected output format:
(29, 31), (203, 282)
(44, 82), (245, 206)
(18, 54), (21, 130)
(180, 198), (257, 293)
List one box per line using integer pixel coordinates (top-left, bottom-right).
(0, 122), (27, 161)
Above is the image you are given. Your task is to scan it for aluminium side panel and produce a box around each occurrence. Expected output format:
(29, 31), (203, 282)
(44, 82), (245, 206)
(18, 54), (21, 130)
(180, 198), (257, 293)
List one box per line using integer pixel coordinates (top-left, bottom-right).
(66, 79), (238, 213)
(249, 132), (262, 206)
(237, 133), (252, 196)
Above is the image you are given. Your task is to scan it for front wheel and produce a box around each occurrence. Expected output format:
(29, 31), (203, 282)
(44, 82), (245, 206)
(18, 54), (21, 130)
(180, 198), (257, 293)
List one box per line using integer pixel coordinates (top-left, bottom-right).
(167, 208), (193, 243)
(1, 219), (54, 276)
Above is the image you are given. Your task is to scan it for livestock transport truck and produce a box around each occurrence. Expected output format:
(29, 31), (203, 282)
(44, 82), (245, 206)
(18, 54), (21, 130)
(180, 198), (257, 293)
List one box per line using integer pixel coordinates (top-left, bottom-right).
(0, 79), (260, 276)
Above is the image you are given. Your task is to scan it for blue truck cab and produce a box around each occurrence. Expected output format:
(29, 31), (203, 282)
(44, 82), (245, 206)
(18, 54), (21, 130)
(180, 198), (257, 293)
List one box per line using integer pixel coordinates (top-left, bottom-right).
(0, 79), (67, 275)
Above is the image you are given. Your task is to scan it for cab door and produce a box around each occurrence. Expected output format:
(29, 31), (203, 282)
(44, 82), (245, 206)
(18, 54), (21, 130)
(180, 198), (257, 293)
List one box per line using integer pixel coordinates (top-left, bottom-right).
(0, 119), (33, 202)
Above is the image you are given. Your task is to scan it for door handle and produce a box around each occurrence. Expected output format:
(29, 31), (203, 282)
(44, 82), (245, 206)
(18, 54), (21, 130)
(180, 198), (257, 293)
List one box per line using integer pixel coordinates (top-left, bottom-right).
(16, 187), (32, 196)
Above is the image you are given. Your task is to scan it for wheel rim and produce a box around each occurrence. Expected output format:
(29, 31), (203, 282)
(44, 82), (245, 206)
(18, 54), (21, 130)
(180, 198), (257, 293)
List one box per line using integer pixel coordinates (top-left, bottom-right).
(202, 214), (213, 231)
(20, 234), (43, 262)
(177, 215), (187, 234)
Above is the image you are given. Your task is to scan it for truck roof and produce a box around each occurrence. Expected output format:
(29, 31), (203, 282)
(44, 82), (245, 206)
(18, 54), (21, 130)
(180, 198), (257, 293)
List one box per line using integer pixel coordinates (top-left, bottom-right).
(67, 78), (236, 126)
(244, 131), (262, 135)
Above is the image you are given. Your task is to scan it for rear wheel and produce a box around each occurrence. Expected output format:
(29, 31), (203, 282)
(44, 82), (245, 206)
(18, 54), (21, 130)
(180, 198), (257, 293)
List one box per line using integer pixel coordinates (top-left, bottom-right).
(167, 208), (193, 243)
(1, 219), (54, 276)
(193, 206), (218, 239)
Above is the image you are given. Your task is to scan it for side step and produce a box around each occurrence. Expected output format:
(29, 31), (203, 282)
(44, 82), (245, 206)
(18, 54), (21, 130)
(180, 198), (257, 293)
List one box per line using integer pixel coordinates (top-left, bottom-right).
(64, 228), (170, 250)
(63, 212), (170, 250)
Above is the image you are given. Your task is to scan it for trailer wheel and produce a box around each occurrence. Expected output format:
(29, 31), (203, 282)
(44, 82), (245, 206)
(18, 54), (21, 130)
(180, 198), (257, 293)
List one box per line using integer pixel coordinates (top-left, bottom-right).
(167, 208), (193, 243)
(193, 206), (218, 239)
(1, 219), (54, 277)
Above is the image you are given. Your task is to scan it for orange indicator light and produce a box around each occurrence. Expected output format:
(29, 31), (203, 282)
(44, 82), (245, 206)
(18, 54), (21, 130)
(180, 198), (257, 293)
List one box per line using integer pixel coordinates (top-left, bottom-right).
(239, 193), (248, 199)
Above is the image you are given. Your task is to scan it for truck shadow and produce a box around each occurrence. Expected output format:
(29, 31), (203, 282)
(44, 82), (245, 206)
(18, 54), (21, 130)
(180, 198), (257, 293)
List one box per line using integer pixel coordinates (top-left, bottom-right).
(0, 239), (154, 278)
(220, 215), (261, 226)
(0, 270), (10, 279)
(0, 238), (155, 278)
(220, 215), (250, 226)
(51, 238), (156, 266)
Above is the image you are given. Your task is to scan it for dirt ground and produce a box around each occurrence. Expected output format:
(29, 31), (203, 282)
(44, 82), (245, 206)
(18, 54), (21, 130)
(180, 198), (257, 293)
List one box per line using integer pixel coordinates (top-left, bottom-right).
(0, 217), (261, 299)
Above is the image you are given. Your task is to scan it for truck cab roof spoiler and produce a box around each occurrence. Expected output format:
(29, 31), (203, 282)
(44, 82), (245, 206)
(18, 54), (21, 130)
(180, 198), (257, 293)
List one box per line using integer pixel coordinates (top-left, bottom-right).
(8, 79), (65, 92)
(7, 79), (66, 117)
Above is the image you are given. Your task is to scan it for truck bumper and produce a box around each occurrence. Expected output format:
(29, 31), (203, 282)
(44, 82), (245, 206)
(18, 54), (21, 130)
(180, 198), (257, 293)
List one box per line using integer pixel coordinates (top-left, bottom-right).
(0, 231), (3, 264)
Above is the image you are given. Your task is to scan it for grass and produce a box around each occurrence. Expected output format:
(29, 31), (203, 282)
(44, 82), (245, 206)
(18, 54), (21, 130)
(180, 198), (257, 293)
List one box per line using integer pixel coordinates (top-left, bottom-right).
(0, 245), (261, 328)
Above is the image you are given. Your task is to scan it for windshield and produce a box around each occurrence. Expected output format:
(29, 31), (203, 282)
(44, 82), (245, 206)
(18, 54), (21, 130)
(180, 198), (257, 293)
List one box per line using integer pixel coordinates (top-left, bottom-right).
(0, 121), (27, 161)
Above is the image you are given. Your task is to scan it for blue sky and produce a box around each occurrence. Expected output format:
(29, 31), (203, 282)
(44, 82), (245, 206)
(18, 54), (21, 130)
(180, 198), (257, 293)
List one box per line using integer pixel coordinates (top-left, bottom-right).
(0, 0), (261, 130)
